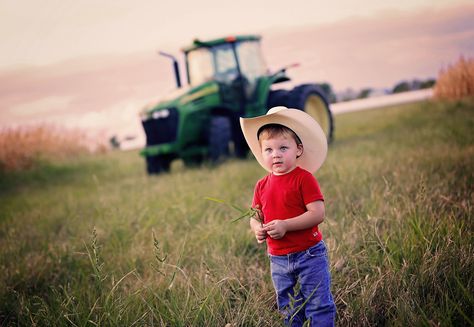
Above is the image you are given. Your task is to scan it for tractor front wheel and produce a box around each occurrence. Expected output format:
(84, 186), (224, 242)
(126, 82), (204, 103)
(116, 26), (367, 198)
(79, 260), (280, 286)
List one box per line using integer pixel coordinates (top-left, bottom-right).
(288, 84), (334, 143)
(146, 155), (172, 175)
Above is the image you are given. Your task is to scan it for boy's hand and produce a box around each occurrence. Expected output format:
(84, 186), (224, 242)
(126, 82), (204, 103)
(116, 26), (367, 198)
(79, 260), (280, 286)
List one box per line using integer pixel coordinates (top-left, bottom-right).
(251, 205), (266, 243)
(254, 225), (267, 243)
(263, 220), (288, 239)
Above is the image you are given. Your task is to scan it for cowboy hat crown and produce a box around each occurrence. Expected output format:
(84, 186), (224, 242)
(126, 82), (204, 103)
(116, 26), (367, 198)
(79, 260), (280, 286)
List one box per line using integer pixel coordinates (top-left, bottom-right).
(240, 106), (328, 173)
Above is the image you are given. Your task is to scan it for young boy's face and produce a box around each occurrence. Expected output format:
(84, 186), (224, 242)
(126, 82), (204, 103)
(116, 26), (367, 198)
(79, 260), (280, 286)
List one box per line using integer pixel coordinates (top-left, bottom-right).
(260, 133), (303, 175)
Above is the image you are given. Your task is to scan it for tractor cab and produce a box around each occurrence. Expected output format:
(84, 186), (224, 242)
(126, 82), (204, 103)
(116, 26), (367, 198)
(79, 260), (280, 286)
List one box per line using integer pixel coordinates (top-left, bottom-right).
(185, 36), (267, 105)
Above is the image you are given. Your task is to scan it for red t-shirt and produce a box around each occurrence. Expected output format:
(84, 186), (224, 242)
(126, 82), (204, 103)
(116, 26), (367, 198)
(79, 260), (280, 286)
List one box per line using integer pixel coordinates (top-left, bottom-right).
(252, 166), (324, 255)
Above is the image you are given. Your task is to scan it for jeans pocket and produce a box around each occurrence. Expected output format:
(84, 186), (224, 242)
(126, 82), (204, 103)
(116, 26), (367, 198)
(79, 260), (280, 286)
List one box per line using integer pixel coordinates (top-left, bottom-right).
(305, 241), (327, 258)
(269, 254), (286, 270)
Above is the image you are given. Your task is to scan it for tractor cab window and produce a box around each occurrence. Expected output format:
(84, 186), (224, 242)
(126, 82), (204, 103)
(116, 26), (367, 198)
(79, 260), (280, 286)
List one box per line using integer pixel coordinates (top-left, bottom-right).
(187, 43), (239, 86)
(186, 39), (267, 94)
(187, 48), (214, 86)
(236, 40), (267, 82)
(213, 43), (238, 83)
(236, 40), (267, 98)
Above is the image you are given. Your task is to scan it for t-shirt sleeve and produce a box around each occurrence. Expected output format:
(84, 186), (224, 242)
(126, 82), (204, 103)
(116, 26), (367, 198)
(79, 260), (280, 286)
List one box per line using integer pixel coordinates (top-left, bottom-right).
(251, 181), (262, 209)
(301, 172), (324, 205)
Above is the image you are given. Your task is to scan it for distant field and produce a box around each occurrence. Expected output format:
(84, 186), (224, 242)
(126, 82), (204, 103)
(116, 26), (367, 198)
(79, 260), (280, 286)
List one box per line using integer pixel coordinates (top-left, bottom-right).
(0, 99), (472, 326)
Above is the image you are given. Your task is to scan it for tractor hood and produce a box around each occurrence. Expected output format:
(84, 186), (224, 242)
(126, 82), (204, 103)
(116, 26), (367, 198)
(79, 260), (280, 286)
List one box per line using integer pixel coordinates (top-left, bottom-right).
(142, 85), (191, 112)
(140, 82), (219, 120)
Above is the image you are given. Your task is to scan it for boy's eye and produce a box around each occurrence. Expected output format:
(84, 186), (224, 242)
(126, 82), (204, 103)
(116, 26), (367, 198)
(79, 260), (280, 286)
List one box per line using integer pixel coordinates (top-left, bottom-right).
(280, 146), (288, 151)
(264, 148), (272, 153)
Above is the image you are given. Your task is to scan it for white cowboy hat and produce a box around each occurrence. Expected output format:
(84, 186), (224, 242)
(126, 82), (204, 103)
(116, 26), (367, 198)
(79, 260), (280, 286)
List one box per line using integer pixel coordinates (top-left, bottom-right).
(239, 106), (327, 173)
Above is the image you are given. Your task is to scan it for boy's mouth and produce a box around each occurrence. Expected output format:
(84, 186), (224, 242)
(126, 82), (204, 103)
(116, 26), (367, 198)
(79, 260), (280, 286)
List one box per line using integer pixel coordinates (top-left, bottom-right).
(273, 161), (283, 166)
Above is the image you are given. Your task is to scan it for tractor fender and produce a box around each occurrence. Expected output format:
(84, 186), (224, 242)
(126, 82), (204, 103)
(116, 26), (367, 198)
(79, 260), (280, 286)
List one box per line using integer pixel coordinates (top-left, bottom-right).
(290, 84), (330, 104)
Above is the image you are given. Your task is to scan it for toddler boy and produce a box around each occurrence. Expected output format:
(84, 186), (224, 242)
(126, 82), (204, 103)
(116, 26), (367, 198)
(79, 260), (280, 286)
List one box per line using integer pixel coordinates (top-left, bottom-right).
(240, 106), (336, 326)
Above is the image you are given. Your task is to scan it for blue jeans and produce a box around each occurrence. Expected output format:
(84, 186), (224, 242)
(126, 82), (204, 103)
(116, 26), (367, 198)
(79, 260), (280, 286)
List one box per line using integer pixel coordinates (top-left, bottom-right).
(269, 241), (336, 327)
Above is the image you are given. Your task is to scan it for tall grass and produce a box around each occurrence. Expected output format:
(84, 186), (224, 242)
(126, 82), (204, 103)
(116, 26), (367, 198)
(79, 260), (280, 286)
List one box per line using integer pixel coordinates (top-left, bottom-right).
(0, 124), (106, 172)
(0, 99), (472, 326)
(434, 56), (474, 100)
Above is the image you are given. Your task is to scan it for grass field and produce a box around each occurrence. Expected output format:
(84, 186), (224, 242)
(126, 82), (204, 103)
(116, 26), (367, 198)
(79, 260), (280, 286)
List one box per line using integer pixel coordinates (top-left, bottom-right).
(1, 99), (473, 326)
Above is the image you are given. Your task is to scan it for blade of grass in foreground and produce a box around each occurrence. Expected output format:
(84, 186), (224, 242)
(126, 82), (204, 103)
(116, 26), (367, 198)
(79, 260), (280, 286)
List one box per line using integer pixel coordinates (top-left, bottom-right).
(204, 197), (260, 223)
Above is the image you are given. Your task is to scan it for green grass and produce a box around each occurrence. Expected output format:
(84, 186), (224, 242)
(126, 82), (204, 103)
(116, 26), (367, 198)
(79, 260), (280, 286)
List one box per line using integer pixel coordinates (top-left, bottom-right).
(1, 99), (473, 326)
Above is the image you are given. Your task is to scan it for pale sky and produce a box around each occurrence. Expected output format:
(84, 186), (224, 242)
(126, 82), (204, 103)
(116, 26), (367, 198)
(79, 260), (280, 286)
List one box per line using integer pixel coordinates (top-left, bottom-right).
(1, 0), (471, 68)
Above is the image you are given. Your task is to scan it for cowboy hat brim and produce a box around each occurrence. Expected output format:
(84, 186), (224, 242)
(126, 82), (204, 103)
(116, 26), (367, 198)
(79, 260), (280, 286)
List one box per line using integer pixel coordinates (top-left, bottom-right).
(239, 106), (327, 174)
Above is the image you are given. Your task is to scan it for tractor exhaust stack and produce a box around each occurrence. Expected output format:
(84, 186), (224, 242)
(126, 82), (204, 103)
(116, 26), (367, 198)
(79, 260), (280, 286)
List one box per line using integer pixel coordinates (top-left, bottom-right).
(159, 51), (182, 88)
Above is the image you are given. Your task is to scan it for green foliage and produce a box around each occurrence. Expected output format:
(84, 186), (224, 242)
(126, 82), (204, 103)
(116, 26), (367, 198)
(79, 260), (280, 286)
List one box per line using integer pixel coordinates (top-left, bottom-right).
(0, 99), (472, 326)
(392, 81), (412, 93)
(357, 88), (372, 99)
(318, 82), (337, 103)
(392, 78), (436, 93)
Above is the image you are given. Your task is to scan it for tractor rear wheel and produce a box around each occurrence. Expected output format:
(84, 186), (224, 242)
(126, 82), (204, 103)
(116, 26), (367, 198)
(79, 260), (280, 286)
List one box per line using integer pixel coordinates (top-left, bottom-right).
(182, 154), (204, 167)
(288, 84), (334, 143)
(267, 89), (290, 109)
(208, 116), (231, 162)
(146, 155), (172, 174)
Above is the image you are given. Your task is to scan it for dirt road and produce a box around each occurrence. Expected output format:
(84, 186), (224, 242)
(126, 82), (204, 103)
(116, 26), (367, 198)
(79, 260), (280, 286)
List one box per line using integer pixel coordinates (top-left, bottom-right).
(331, 88), (433, 115)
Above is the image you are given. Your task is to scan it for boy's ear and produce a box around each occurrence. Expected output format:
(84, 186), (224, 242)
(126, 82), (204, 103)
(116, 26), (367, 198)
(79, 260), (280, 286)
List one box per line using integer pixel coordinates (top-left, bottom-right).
(296, 144), (303, 158)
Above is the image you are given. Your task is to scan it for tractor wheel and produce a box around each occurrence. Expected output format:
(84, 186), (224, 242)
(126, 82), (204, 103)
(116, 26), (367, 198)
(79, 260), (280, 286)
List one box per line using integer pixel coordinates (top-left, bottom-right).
(146, 155), (172, 175)
(288, 84), (334, 143)
(267, 89), (290, 109)
(208, 116), (231, 162)
(182, 154), (204, 167)
(233, 124), (249, 159)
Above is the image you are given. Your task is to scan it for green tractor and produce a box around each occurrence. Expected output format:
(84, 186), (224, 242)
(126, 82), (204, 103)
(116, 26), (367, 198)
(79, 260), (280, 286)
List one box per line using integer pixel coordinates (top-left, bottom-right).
(140, 34), (334, 174)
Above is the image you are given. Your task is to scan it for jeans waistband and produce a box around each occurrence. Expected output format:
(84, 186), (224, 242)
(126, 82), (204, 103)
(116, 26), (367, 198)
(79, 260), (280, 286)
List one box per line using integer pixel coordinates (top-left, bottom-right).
(268, 240), (325, 258)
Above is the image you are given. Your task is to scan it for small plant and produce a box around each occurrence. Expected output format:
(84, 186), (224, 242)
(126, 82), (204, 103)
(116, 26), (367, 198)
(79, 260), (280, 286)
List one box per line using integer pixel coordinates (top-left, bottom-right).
(85, 227), (107, 286)
(286, 280), (320, 326)
(151, 230), (168, 276)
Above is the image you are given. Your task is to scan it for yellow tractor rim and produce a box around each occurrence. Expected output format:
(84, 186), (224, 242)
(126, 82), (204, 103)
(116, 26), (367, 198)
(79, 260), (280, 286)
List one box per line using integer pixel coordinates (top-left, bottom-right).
(304, 94), (330, 136)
